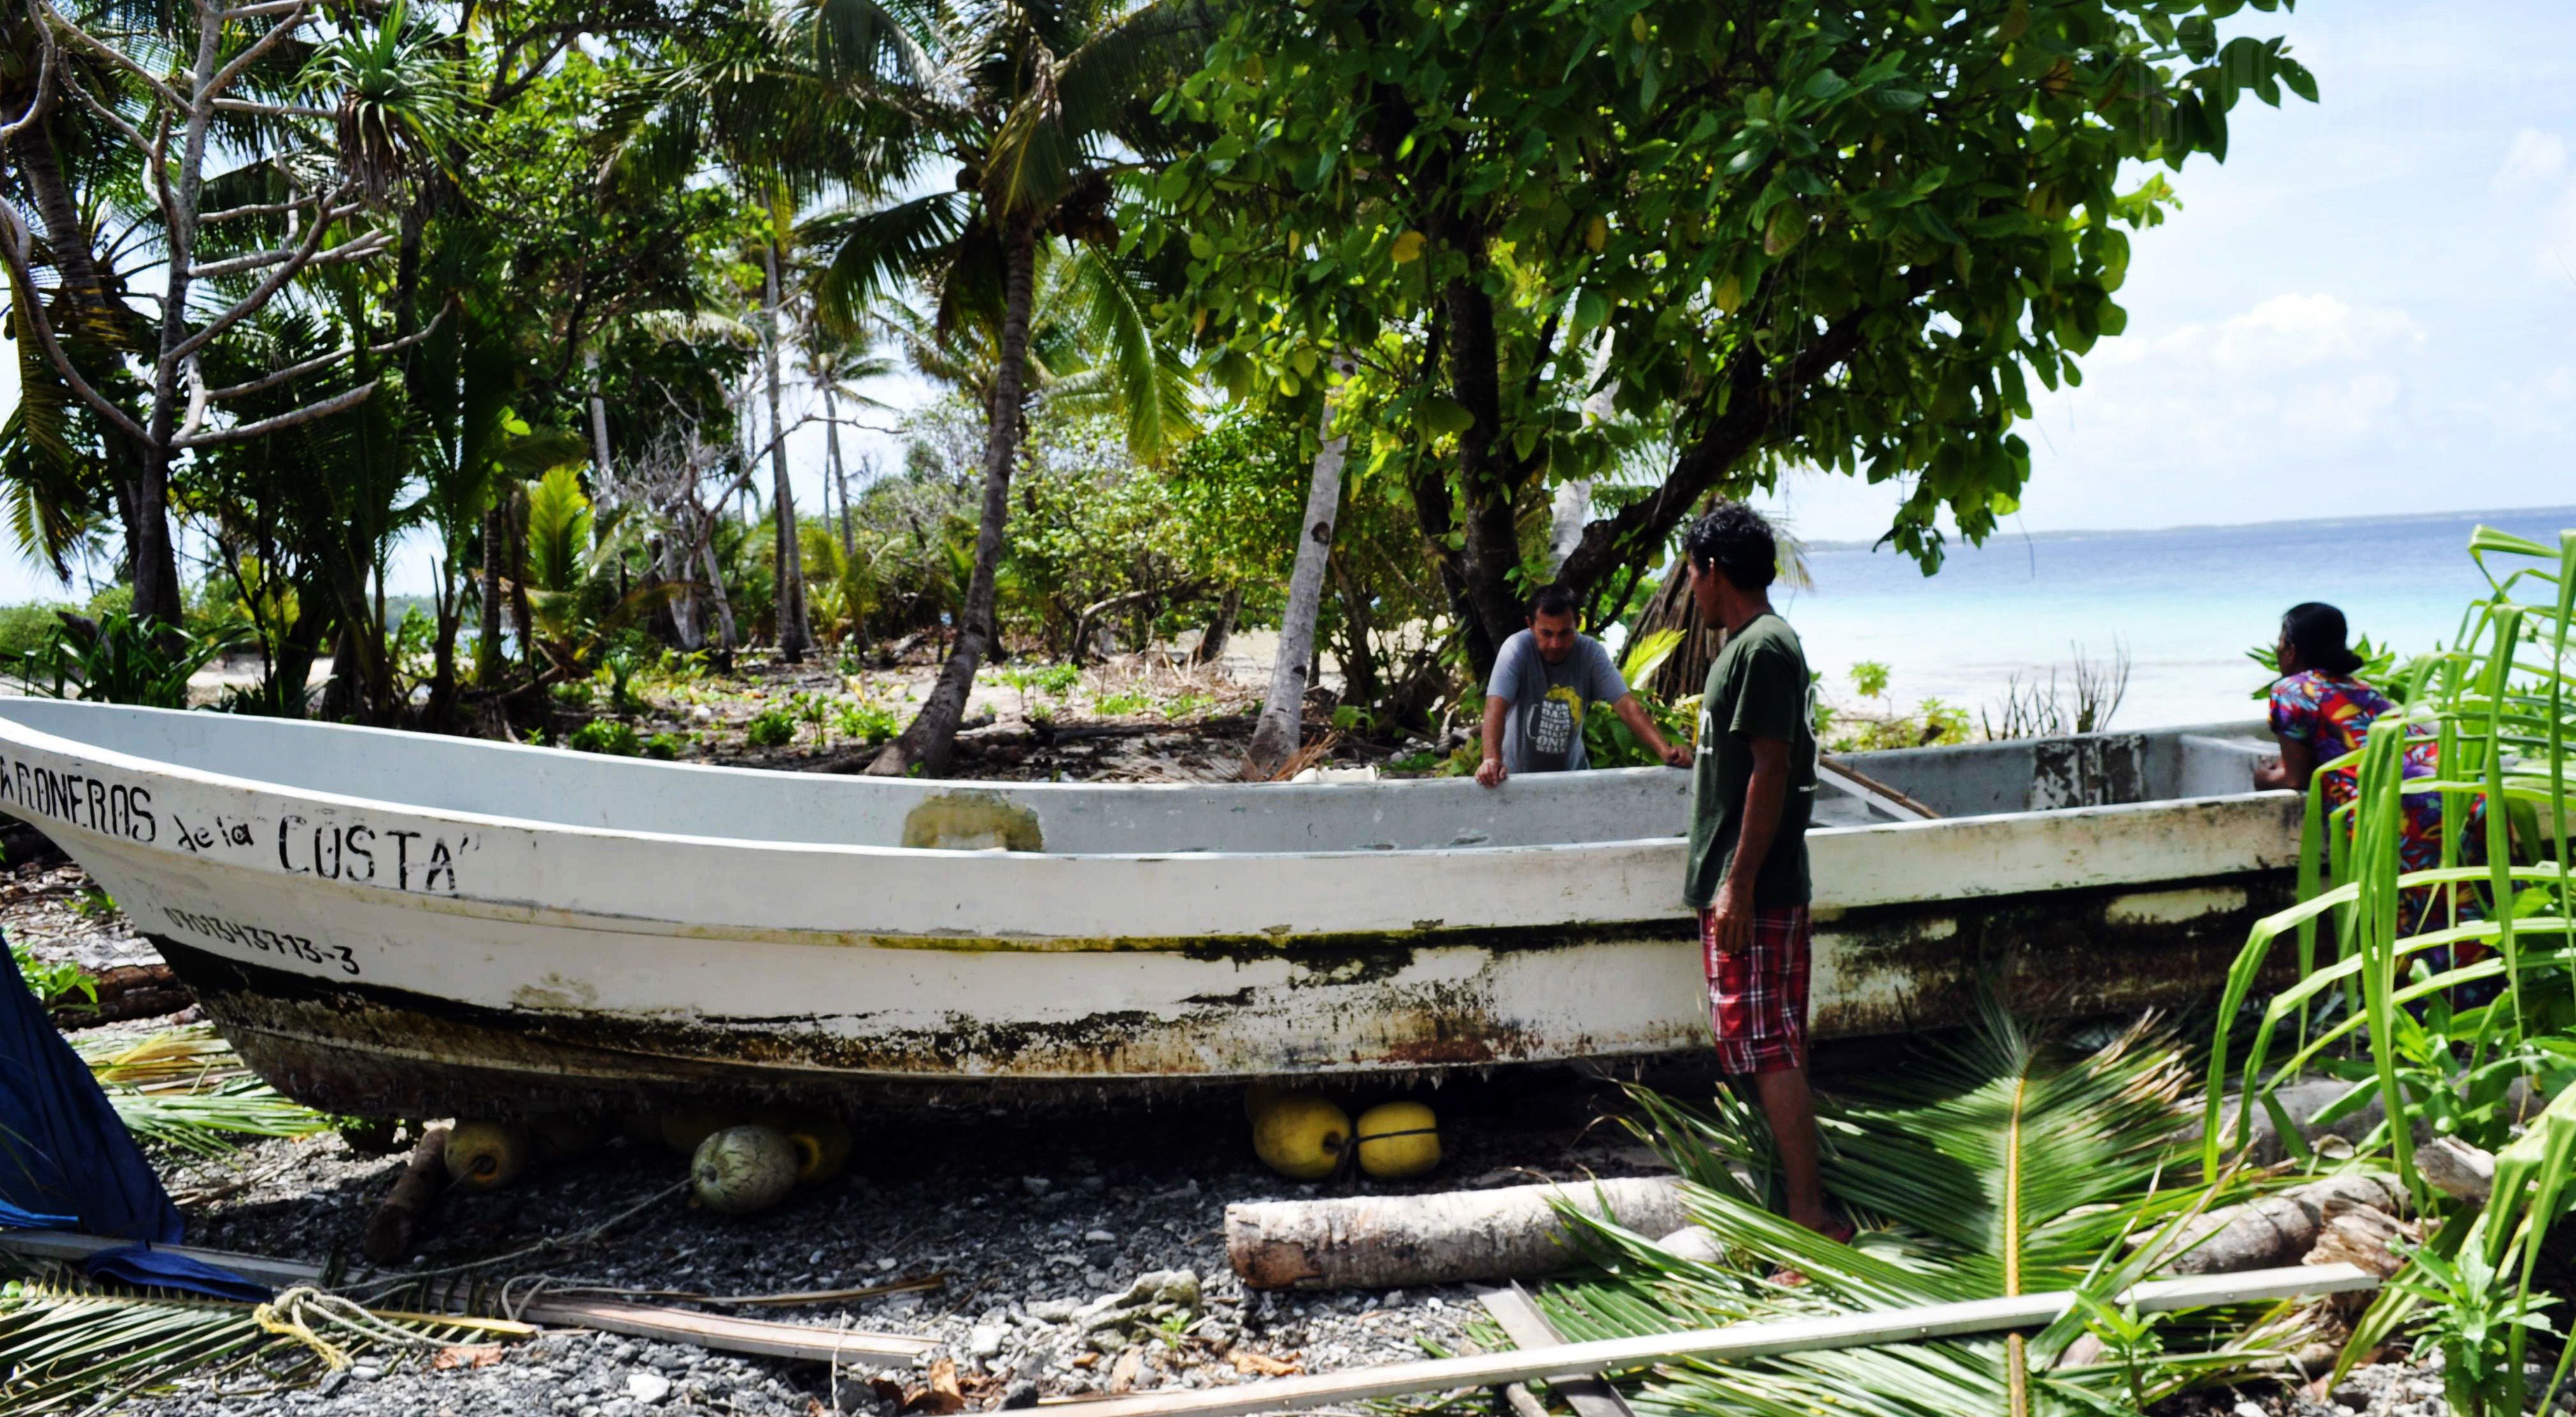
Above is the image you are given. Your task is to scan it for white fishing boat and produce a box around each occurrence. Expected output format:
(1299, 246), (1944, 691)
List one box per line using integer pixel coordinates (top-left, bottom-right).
(0, 700), (2298, 1117)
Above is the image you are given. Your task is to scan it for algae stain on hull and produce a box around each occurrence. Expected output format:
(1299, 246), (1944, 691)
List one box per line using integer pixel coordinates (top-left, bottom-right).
(902, 791), (1044, 852)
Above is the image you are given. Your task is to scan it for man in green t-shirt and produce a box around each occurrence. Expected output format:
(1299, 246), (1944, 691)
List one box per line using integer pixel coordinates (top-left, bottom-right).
(1681, 503), (1841, 1244)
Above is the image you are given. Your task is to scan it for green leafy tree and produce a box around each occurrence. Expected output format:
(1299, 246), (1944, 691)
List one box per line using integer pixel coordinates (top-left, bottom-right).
(1156, 0), (2317, 672)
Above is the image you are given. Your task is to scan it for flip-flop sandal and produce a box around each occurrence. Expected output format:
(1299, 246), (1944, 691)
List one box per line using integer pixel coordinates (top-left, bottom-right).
(1767, 1222), (1858, 1287)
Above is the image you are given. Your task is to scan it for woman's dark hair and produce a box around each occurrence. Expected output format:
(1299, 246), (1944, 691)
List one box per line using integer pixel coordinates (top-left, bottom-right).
(2282, 602), (2367, 676)
(1683, 502), (1778, 591)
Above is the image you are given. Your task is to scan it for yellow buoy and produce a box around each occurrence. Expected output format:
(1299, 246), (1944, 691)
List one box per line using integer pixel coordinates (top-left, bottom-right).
(442, 1120), (531, 1192)
(1252, 1094), (1351, 1180)
(1354, 1101), (1441, 1179)
(756, 1110), (854, 1185)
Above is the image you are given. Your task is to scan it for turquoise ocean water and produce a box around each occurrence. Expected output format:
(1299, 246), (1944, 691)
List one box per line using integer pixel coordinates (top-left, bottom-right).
(1770, 506), (2576, 732)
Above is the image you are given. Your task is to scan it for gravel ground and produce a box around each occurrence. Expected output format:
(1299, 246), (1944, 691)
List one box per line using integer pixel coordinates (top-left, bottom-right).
(3, 856), (159, 972)
(118, 1074), (1680, 1416)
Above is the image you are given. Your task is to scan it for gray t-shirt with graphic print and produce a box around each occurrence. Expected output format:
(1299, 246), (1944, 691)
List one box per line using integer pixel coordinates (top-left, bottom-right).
(1487, 630), (1629, 774)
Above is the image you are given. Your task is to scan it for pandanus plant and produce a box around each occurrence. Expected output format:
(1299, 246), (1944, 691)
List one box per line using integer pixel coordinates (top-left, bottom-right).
(2205, 527), (2576, 1415)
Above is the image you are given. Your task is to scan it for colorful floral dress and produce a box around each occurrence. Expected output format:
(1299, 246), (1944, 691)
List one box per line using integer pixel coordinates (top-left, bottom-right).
(2268, 670), (2491, 992)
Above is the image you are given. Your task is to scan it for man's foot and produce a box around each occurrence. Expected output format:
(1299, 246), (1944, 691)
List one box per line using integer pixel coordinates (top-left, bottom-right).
(1767, 1218), (1857, 1287)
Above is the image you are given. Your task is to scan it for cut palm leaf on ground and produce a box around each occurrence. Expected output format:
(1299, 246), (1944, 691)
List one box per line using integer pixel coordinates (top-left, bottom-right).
(74, 1027), (330, 1156)
(1543, 1001), (2332, 1417)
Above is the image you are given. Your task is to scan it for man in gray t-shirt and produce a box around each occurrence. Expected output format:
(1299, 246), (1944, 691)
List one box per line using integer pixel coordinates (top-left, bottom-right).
(1476, 587), (1690, 786)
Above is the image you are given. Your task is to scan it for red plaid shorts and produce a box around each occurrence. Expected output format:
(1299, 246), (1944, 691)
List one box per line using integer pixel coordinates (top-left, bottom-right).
(1700, 904), (1812, 1076)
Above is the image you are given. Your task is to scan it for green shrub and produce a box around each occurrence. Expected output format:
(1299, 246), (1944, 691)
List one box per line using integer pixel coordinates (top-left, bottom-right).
(549, 680), (595, 708)
(833, 700), (900, 745)
(13, 610), (247, 708)
(1094, 691), (1149, 717)
(643, 732), (688, 760)
(0, 605), (66, 658)
(10, 939), (95, 1013)
(567, 720), (641, 756)
(745, 706), (797, 748)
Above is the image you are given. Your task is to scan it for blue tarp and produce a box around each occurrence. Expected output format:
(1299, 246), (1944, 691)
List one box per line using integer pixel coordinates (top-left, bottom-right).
(1, 936), (269, 1299)
(0, 941), (181, 1243)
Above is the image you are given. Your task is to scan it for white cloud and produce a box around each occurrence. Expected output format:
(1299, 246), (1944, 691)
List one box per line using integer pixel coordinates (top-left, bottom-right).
(2142, 293), (2427, 374)
(2494, 128), (2568, 190)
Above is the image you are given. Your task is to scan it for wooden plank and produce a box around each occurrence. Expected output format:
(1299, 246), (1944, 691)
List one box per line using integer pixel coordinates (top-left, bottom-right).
(1061, 1264), (2381, 1417)
(1817, 758), (1940, 822)
(1475, 1285), (1635, 1417)
(0, 1230), (935, 1365)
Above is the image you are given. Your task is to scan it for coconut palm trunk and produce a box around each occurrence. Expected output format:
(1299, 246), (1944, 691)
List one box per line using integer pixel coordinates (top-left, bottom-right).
(765, 239), (812, 663)
(1246, 369), (1351, 776)
(870, 221), (1038, 777)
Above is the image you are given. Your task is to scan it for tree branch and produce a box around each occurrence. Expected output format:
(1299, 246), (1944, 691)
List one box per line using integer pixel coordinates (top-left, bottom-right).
(166, 188), (358, 365)
(30, 0), (183, 108)
(0, 36), (53, 143)
(1552, 276), (1922, 596)
(56, 65), (150, 164)
(202, 192), (325, 224)
(0, 196), (151, 444)
(201, 3), (311, 102)
(205, 302), (448, 400)
(211, 97), (335, 119)
(190, 226), (387, 280)
(173, 381), (377, 448)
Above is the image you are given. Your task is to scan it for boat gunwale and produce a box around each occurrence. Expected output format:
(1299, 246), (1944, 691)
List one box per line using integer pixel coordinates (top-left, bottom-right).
(0, 703), (2292, 866)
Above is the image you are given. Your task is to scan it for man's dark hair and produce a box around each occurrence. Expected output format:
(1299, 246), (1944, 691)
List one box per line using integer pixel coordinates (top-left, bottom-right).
(1683, 503), (1778, 591)
(1528, 584), (1579, 621)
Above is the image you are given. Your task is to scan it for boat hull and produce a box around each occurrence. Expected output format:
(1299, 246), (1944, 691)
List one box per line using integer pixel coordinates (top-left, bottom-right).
(143, 864), (2293, 1117)
(0, 703), (2304, 1116)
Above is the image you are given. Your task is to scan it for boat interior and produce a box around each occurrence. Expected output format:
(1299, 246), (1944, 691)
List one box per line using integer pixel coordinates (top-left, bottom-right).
(0, 701), (2280, 856)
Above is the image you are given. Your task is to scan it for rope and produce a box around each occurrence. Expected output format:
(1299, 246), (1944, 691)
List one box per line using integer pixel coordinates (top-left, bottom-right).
(352, 1178), (689, 1303)
(253, 1286), (448, 1371)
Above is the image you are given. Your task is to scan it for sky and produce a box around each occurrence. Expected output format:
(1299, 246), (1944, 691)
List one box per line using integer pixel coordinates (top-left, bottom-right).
(1, 0), (2570, 602)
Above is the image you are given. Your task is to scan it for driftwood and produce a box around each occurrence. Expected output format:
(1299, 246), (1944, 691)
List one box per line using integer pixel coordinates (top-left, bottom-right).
(1227, 1177), (1688, 1290)
(1065, 1264), (2383, 1417)
(2148, 1173), (2404, 1277)
(2305, 1208), (2411, 1280)
(55, 963), (193, 1028)
(361, 1124), (451, 1264)
(2416, 1136), (2496, 1206)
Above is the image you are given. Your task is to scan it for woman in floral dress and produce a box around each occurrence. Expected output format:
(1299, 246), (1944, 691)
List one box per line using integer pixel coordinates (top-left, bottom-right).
(2256, 603), (2491, 999)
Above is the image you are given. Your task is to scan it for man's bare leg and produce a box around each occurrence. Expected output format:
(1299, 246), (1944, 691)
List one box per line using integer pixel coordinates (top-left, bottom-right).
(1750, 1066), (1836, 1235)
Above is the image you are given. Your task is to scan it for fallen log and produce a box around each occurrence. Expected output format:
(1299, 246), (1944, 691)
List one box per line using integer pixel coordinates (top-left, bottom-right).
(1227, 1177), (1688, 1290)
(2305, 1208), (2410, 1280)
(55, 962), (194, 1029)
(362, 1123), (451, 1264)
(1061, 1264), (2384, 1417)
(0, 1229), (935, 1365)
(2146, 1173), (2404, 1277)
(2415, 1135), (2495, 1206)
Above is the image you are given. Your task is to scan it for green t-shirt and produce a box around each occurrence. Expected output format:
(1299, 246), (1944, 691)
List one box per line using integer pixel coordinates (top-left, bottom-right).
(1685, 612), (1816, 909)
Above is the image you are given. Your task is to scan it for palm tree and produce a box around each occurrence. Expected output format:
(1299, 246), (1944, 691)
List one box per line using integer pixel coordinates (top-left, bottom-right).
(808, 0), (1207, 777)
(610, 0), (928, 662)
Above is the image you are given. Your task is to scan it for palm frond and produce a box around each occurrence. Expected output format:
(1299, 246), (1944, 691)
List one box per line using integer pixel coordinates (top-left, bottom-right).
(1061, 240), (1198, 461)
(0, 1274), (497, 1412)
(76, 1027), (330, 1157)
(805, 190), (972, 335)
(1545, 1005), (2313, 1416)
